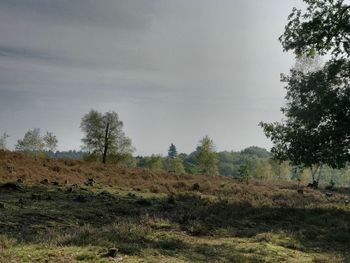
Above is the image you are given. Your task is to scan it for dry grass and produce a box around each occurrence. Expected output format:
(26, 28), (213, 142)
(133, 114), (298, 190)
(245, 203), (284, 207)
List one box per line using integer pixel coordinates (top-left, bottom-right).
(0, 150), (350, 262)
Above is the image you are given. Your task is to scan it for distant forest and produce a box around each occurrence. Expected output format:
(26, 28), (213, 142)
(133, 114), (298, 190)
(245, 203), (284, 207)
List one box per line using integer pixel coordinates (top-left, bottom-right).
(46, 147), (350, 188)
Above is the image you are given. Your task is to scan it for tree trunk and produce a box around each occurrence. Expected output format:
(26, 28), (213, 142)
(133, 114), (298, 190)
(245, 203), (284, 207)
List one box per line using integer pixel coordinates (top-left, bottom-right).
(102, 122), (110, 164)
(309, 164), (320, 188)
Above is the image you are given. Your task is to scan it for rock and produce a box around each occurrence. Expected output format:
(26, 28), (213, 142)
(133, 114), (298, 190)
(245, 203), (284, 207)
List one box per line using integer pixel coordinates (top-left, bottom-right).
(325, 192), (333, 197)
(85, 178), (96, 186)
(40, 179), (49, 185)
(67, 184), (78, 193)
(345, 200), (349, 205)
(192, 183), (200, 191)
(106, 248), (118, 258)
(17, 178), (24, 184)
(51, 181), (59, 186)
(127, 192), (136, 198)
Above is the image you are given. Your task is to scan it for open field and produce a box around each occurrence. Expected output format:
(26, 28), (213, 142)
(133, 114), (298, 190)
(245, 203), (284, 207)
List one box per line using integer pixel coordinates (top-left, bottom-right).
(0, 151), (350, 262)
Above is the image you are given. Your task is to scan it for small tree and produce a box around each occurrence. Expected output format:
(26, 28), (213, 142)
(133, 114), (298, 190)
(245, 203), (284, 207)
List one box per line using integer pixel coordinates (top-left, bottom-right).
(0, 133), (9, 150)
(144, 155), (163, 171)
(43, 132), (58, 152)
(238, 162), (251, 183)
(16, 129), (58, 154)
(168, 143), (177, 159)
(16, 128), (45, 152)
(164, 143), (184, 173)
(197, 135), (219, 176)
(80, 110), (134, 164)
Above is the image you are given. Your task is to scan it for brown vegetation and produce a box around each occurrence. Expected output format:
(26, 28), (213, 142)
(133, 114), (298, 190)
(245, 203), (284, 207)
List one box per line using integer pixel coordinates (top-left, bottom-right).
(1, 150), (350, 262)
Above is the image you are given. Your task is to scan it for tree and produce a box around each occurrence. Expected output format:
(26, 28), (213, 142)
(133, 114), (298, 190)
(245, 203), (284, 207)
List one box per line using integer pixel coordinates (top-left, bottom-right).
(197, 136), (219, 176)
(238, 161), (253, 183)
(43, 132), (58, 152)
(16, 128), (45, 152)
(280, 0), (350, 59)
(261, 0), (350, 186)
(16, 129), (58, 153)
(168, 143), (177, 159)
(0, 133), (9, 150)
(164, 143), (184, 173)
(261, 57), (349, 186)
(143, 155), (163, 171)
(80, 110), (134, 164)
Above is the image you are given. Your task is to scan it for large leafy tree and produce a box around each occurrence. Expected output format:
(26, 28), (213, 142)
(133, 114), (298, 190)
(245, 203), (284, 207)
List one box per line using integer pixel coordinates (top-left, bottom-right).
(80, 110), (134, 164)
(261, 0), (350, 186)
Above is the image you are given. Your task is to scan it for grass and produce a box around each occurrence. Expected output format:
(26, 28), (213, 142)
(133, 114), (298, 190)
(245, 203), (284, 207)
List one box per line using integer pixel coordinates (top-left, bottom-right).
(0, 150), (350, 262)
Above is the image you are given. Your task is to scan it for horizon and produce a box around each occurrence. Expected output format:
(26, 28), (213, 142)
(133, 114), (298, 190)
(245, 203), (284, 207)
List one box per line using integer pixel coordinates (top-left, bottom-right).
(0, 1), (303, 155)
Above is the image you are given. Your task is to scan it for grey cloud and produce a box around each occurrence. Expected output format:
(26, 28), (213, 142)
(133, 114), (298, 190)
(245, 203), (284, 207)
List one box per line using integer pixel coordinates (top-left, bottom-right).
(0, 45), (54, 61)
(0, 0), (157, 30)
(0, 0), (300, 154)
(0, 88), (37, 111)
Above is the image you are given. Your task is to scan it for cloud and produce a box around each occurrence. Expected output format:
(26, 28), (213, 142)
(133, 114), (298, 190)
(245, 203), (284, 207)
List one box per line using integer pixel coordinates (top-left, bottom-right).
(0, 0), (157, 29)
(0, 0), (297, 154)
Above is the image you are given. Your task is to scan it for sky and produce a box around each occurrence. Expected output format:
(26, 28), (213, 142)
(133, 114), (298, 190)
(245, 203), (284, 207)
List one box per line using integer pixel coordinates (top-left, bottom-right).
(0, 0), (302, 155)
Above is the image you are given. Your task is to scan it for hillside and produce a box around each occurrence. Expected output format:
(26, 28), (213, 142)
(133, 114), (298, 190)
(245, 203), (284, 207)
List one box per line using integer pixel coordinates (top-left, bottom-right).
(0, 151), (349, 262)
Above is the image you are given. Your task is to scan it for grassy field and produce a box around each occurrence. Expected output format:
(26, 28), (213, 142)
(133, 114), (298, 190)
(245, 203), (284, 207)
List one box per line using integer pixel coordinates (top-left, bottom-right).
(0, 151), (350, 262)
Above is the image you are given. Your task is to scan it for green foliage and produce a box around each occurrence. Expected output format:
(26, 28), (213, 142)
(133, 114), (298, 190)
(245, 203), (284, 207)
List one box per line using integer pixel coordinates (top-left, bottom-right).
(180, 152), (198, 174)
(197, 136), (219, 176)
(43, 132), (58, 152)
(266, 1), (350, 181)
(165, 157), (185, 174)
(280, 0), (350, 59)
(137, 155), (163, 171)
(80, 110), (134, 164)
(16, 129), (58, 154)
(82, 152), (100, 163)
(108, 153), (136, 167)
(16, 128), (44, 153)
(238, 162), (251, 183)
(240, 146), (271, 159)
(261, 56), (350, 183)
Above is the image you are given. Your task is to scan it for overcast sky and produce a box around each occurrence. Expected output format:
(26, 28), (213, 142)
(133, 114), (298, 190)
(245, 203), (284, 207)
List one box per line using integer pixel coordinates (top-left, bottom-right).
(0, 0), (302, 155)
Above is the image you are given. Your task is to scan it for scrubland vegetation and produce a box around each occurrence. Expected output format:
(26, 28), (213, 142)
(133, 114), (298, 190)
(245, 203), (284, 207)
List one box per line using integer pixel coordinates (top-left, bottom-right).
(0, 151), (350, 262)
(1, 0), (350, 262)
